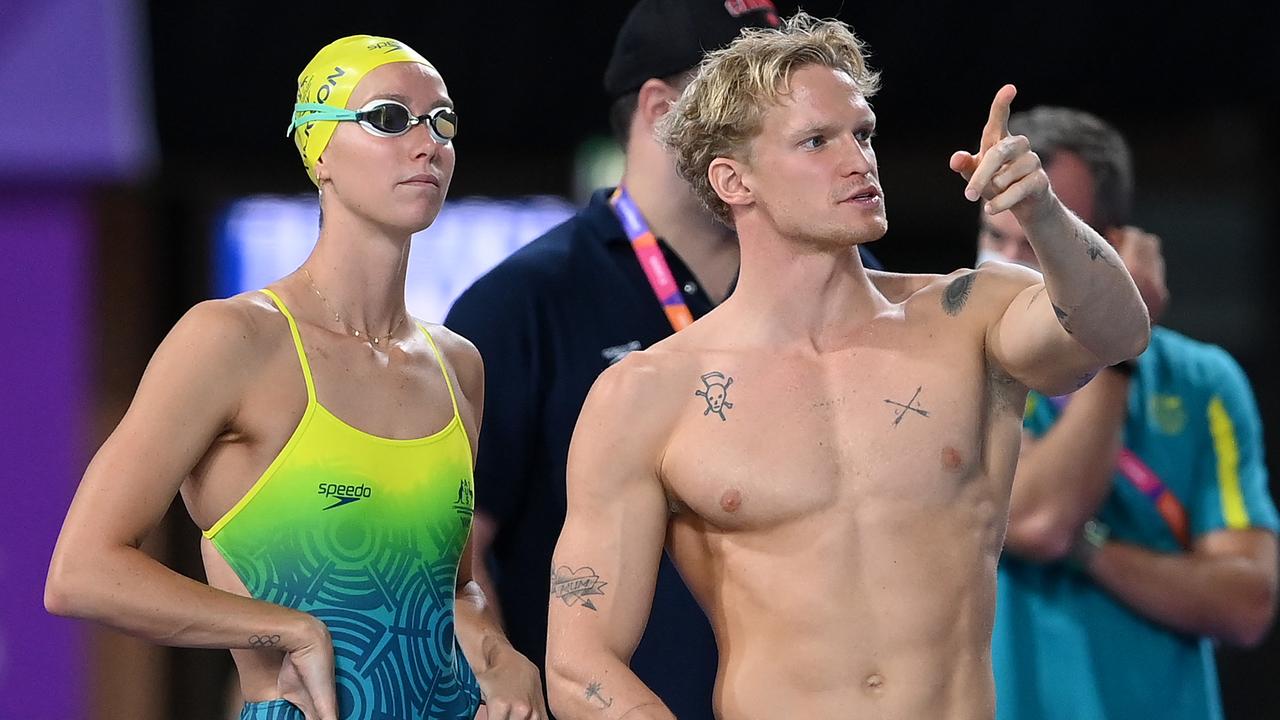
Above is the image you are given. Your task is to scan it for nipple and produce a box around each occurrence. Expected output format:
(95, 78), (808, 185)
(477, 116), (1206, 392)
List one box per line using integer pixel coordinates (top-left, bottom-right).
(720, 488), (742, 513)
(941, 446), (964, 472)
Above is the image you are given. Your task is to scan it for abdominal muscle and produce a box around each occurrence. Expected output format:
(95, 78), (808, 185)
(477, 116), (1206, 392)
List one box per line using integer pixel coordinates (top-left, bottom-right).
(668, 483), (1003, 720)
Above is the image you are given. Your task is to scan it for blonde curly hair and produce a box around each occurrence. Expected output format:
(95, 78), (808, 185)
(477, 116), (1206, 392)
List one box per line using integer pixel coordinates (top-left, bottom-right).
(656, 12), (880, 225)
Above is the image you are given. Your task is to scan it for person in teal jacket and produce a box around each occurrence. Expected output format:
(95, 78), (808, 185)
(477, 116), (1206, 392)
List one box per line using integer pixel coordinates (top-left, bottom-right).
(978, 106), (1279, 720)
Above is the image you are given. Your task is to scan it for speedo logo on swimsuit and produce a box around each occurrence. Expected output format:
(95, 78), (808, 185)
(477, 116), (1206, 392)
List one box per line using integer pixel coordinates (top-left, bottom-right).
(318, 482), (373, 510)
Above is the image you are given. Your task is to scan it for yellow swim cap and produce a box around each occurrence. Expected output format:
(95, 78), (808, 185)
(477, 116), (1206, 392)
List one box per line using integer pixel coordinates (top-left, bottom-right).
(291, 35), (432, 186)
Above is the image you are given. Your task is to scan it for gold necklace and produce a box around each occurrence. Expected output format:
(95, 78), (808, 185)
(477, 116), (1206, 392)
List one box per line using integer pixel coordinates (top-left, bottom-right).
(301, 268), (405, 347)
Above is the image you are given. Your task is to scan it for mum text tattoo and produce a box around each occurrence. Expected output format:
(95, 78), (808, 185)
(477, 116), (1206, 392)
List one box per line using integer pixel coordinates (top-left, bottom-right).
(551, 566), (608, 611)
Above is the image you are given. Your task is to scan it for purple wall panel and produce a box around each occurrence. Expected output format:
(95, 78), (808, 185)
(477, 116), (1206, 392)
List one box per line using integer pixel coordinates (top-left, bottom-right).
(0, 187), (90, 719)
(0, 0), (156, 180)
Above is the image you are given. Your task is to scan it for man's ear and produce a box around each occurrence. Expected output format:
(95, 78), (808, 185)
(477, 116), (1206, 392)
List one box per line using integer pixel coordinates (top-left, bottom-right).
(634, 77), (683, 135)
(709, 156), (752, 214)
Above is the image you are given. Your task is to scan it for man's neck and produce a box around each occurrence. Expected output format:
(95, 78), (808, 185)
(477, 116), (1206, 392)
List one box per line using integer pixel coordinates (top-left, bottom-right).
(622, 168), (739, 304)
(727, 219), (885, 352)
(298, 203), (412, 335)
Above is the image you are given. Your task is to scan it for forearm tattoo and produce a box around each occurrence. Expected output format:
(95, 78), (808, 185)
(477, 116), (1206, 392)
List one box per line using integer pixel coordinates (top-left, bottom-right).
(585, 681), (614, 709)
(1052, 303), (1074, 334)
(248, 634), (281, 648)
(884, 386), (930, 427)
(695, 371), (735, 421)
(1079, 224), (1116, 268)
(550, 565), (608, 611)
(941, 272), (976, 316)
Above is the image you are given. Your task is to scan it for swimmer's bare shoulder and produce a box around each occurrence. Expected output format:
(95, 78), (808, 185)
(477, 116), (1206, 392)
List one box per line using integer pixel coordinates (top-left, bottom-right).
(66, 293), (277, 514)
(134, 293), (293, 428)
(576, 346), (693, 452)
(875, 262), (1103, 396)
(54, 290), (296, 551)
(870, 263), (1043, 327)
(415, 321), (485, 445)
(131, 293), (278, 425)
(46, 289), (325, 630)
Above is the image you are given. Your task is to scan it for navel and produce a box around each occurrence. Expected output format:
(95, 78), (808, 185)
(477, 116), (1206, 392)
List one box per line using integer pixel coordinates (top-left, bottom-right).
(864, 673), (886, 695)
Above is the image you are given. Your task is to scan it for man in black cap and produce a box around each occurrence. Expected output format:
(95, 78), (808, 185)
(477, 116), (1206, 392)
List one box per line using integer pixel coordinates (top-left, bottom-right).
(444, 2), (842, 717)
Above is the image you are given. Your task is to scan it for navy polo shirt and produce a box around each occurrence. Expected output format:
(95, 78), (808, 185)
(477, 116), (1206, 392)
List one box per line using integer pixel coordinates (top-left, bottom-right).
(444, 188), (882, 718)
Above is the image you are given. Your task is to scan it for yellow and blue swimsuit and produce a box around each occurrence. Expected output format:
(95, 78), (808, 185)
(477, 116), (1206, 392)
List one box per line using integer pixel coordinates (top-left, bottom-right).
(206, 290), (481, 720)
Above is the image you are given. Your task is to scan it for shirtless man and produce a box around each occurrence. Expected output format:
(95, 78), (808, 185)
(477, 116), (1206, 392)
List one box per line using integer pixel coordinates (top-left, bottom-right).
(45, 36), (543, 720)
(545, 14), (1149, 720)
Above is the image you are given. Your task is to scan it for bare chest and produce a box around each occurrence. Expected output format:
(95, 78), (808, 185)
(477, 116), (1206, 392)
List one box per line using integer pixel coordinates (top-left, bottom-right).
(662, 344), (1001, 530)
(239, 337), (455, 440)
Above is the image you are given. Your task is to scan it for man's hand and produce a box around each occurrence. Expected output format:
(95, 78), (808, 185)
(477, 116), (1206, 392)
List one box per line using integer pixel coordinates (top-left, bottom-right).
(950, 84), (1053, 223)
(276, 614), (338, 720)
(1109, 226), (1169, 323)
(474, 645), (548, 720)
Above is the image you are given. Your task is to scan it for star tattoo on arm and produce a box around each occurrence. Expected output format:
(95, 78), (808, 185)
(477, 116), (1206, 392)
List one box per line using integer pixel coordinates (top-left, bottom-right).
(585, 681), (614, 709)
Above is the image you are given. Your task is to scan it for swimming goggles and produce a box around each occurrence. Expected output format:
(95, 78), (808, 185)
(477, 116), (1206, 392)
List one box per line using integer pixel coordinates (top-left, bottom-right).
(287, 98), (457, 144)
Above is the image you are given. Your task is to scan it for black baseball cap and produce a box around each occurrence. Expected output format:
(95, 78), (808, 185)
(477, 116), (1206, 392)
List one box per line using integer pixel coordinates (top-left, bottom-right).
(604, 0), (782, 99)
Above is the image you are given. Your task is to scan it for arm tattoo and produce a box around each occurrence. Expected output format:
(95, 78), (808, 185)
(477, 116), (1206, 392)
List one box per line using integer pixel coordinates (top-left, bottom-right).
(248, 634), (281, 648)
(941, 272), (977, 316)
(1079, 225), (1117, 267)
(884, 386), (930, 427)
(585, 681), (614, 709)
(1026, 286), (1046, 309)
(1052, 304), (1074, 334)
(550, 565), (608, 611)
(695, 371), (735, 421)
(619, 703), (665, 719)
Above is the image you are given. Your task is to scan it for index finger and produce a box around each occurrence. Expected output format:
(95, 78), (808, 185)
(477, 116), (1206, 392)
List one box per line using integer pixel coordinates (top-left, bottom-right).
(979, 84), (1018, 152)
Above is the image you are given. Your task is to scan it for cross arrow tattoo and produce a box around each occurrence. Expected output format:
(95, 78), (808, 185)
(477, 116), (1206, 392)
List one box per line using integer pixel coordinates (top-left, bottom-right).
(884, 386), (930, 427)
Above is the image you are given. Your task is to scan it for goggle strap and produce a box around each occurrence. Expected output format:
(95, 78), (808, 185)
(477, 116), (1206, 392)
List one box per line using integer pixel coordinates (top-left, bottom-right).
(285, 103), (360, 137)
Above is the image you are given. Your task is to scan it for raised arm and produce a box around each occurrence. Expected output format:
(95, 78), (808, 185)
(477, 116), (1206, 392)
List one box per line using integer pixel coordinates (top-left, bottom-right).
(44, 299), (338, 720)
(951, 85), (1150, 395)
(546, 358), (676, 720)
(1005, 228), (1168, 558)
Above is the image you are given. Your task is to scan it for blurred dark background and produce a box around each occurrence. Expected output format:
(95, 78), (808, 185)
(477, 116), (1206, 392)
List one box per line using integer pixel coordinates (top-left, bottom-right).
(4, 1), (1277, 717)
